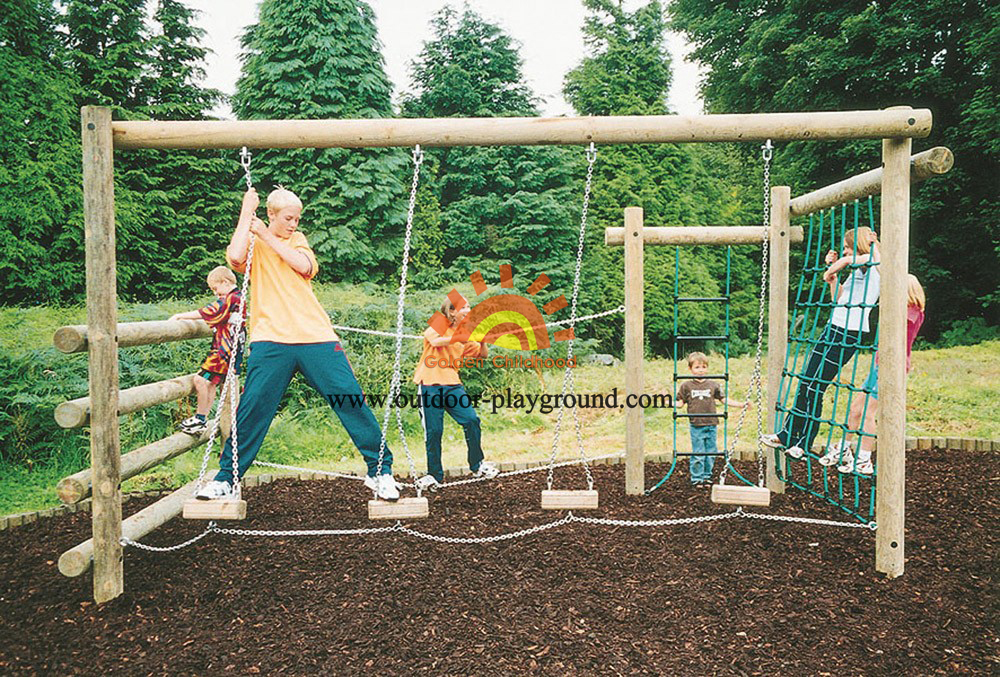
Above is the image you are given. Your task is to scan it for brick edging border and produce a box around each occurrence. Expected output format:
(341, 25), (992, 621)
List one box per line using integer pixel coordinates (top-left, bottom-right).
(2, 435), (996, 531)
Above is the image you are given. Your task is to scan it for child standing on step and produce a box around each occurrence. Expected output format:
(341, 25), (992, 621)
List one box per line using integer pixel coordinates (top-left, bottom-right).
(195, 187), (401, 502)
(412, 296), (498, 492)
(762, 227), (881, 459)
(676, 352), (748, 486)
(170, 266), (243, 436)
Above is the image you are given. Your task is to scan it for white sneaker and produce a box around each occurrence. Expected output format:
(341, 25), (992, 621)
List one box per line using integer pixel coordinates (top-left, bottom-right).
(836, 449), (857, 473)
(415, 474), (441, 492)
(178, 416), (207, 435)
(760, 434), (783, 449)
(473, 461), (499, 479)
(785, 445), (806, 459)
(195, 480), (234, 501)
(819, 441), (853, 467)
(839, 455), (874, 475)
(365, 474), (401, 501)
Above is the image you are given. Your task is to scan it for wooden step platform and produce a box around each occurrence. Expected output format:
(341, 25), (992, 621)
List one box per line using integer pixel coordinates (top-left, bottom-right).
(368, 497), (429, 520)
(182, 498), (247, 520)
(541, 489), (599, 510)
(710, 484), (771, 507)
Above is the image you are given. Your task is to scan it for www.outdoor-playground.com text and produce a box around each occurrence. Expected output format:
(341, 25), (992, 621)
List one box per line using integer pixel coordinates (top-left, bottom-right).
(325, 388), (672, 415)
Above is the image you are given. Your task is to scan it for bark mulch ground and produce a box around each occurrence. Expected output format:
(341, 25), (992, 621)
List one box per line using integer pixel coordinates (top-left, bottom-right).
(0, 448), (996, 675)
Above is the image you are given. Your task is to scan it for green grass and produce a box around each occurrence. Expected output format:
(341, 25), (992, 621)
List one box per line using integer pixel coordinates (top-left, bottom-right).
(0, 289), (997, 517)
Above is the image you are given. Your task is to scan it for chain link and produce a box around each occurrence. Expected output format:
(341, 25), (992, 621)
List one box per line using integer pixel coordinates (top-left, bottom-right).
(398, 515), (575, 544)
(121, 524), (215, 552)
(211, 523), (403, 538)
(547, 143), (598, 491)
(737, 508), (876, 530)
(439, 452), (623, 489)
(572, 510), (742, 528)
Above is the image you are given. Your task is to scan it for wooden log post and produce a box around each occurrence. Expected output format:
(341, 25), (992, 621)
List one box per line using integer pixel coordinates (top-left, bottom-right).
(54, 319), (211, 354)
(624, 207), (644, 495)
(766, 187), (791, 494)
(55, 373), (198, 428)
(110, 110), (931, 150)
(81, 106), (122, 603)
(59, 479), (199, 578)
(605, 225), (804, 246)
(875, 124), (912, 578)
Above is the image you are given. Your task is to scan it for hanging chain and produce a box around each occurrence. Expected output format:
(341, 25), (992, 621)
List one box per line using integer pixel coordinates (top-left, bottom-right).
(719, 139), (772, 488)
(547, 143), (597, 491)
(374, 146), (424, 494)
(195, 147), (257, 497)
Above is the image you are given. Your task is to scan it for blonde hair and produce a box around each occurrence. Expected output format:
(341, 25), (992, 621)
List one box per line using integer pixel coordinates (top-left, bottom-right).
(844, 226), (876, 255)
(687, 351), (708, 368)
(440, 296), (468, 324)
(907, 274), (925, 310)
(266, 186), (303, 212)
(207, 266), (236, 287)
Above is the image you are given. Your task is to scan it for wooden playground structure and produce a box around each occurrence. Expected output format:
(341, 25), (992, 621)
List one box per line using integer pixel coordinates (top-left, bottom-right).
(57, 106), (951, 602)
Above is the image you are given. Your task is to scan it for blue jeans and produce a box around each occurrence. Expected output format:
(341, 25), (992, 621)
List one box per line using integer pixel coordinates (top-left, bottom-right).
(689, 424), (718, 484)
(215, 341), (392, 484)
(417, 384), (484, 482)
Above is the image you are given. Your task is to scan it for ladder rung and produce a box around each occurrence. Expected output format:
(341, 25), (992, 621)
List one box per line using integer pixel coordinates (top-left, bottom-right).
(675, 296), (729, 302)
(674, 373), (729, 380)
(675, 335), (729, 341)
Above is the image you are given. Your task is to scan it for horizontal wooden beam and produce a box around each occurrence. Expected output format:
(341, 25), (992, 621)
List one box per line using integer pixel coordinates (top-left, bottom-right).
(54, 319), (211, 354)
(111, 109), (932, 150)
(56, 373), (197, 428)
(59, 478), (199, 577)
(57, 431), (207, 504)
(605, 225), (804, 246)
(789, 146), (953, 217)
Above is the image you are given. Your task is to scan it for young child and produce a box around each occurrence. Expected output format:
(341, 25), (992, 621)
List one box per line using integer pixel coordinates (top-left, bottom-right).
(822, 274), (925, 475)
(170, 266), (243, 435)
(196, 187), (400, 502)
(762, 227), (880, 458)
(676, 352), (748, 486)
(412, 296), (498, 491)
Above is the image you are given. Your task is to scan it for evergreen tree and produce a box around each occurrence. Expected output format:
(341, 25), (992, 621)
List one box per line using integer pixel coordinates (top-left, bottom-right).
(403, 6), (579, 295)
(232, 0), (409, 283)
(147, 0), (223, 120)
(670, 0), (1000, 340)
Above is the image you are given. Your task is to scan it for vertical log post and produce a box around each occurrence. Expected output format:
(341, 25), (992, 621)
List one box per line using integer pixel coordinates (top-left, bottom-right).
(624, 207), (644, 494)
(766, 187), (791, 493)
(876, 129), (912, 577)
(82, 106), (122, 602)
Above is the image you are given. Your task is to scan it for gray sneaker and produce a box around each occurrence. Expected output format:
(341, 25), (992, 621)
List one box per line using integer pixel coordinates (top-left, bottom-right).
(195, 480), (234, 501)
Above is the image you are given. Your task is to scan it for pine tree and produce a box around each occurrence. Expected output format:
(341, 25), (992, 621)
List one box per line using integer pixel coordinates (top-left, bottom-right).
(232, 0), (410, 283)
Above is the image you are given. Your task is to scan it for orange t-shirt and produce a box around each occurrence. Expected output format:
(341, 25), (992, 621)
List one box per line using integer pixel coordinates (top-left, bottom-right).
(227, 231), (339, 344)
(413, 327), (484, 385)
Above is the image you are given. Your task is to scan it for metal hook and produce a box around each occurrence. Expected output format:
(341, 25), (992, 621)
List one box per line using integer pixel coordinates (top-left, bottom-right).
(412, 144), (424, 166)
(761, 139), (773, 162)
(586, 141), (597, 163)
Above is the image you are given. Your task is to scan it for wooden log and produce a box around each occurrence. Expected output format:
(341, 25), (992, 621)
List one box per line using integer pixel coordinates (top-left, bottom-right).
(766, 187), (791, 494)
(541, 490), (600, 510)
(789, 147), (953, 217)
(368, 497), (429, 520)
(182, 498), (247, 520)
(624, 207), (644, 495)
(53, 319), (212, 354)
(605, 225), (804, 246)
(59, 479), (199, 578)
(82, 106), (122, 603)
(57, 430), (208, 504)
(711, 484), (771, 507)
(875, 126), (912, 579)
(111, 110), (932, 150)
(55, 373), (197, 428)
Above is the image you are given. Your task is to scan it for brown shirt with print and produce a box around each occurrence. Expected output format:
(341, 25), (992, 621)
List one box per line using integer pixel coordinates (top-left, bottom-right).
(677, 379), (724, 427)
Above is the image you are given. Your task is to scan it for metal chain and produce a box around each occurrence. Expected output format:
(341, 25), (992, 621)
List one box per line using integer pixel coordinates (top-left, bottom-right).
(737, 508), (876, 530)
(438, 452), (624, 489)
(719, 140), (772, 488)
(212, 523), (402, 538)
(572, 510), (742, 528)
(547, 143), (598, 491)
(331, 324), (423, 340)
(374, 146), (424, 494)
(121, 524), (215, 552)
(250, 460), (369, 482)
(398, 515), (576, 544)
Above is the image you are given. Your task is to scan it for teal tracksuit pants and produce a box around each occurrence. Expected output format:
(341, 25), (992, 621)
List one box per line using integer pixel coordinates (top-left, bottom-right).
(214, 341), (392, 484)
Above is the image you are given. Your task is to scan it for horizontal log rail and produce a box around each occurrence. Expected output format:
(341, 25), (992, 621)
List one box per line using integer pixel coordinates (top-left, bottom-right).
(111, 109), (932, 150)
(605, 225), (805, 246)
(789, 146), (953, 217)
(58, 478), (199, 578)
(53, 319), (212, 354)
(56, 373), (197, 429)
(57, 431), (209, 504)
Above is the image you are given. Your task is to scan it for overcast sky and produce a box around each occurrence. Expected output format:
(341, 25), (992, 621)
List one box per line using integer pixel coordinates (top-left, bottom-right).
(183, 0), (704, 119)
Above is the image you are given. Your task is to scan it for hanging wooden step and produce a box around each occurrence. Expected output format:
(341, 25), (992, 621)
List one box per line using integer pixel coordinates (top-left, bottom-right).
(182, 498), (247, 520)
(711, 484), (771, 507)
(368, 497), (429, 520)
(541, 489), (599, 510)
